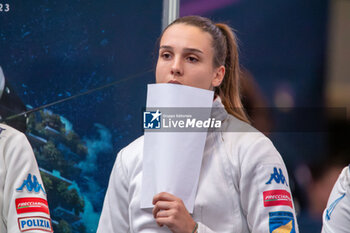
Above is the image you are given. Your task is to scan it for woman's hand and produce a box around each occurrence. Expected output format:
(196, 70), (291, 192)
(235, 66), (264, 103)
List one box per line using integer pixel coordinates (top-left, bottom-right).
(152, 192), (196, 233)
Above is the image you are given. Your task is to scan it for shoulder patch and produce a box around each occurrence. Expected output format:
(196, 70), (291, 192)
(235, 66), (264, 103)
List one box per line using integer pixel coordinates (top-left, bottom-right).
(0, 126), (6, 138)
(258, 164), (291, 195)
(18, 216), (53, 232)
(0, 127), (6, 135)
(269, 211), (296, 233)
(266, 167), (288, 186)
(263, 190), (293, 208)
(16, 197), (50, 215)
(16, 173), (46, 194)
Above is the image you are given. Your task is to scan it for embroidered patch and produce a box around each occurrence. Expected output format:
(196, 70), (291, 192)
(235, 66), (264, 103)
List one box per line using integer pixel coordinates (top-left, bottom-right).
(266, 167), (288, 186)
(0, 127), (6, 135)
(0, 127), (6, 139)
(263, 190), (293, 208)
(16, 197), (50, 215)
(16, 173), (46, 194)
(269, 211), (296, 233)
(17, 216), (53, 232)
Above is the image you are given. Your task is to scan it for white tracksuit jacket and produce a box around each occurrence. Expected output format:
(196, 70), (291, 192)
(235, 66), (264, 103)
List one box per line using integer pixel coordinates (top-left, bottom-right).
(98, 99), (299, 233)
(0, 123), (52, 233)
(322, 165), (350, 233)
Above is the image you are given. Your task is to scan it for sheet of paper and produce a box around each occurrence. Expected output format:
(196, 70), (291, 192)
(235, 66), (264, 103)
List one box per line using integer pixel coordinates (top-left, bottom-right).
(141, 83), (214, 213)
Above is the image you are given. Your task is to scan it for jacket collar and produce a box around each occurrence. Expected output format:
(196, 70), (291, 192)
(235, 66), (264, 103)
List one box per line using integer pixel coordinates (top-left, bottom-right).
(212, 96), (228, 122)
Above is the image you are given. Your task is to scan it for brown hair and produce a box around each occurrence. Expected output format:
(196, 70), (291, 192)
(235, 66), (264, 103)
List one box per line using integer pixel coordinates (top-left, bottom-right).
(162, 16), (249, 123)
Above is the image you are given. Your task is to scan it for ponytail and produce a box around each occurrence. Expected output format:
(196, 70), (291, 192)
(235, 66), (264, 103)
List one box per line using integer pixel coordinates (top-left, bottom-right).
(215, 24), (249, 123)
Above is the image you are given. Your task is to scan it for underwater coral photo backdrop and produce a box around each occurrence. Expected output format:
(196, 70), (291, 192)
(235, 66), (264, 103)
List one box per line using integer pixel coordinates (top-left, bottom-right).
(0, 1), (161, 232)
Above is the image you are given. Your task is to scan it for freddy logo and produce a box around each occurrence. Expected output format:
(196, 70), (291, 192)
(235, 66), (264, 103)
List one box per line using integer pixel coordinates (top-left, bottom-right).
(16, 197), (50, 215)
(263, 190), (293, 208)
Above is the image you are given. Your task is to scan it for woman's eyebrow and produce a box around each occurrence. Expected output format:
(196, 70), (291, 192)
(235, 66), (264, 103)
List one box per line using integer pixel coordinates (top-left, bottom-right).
(183, 48), (203, 54)
(159, 45), (173, 50)
(159, 45), (203, 54)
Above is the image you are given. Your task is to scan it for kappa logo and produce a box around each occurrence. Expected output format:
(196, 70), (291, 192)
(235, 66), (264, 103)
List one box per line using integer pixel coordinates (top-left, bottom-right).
(266, 167), (288, 186)
(144, 110), (162, 129)
(18, 216), (52, 232)
(0, 127), (6, 135)
(16, 174), (46, 194)
(325, 193), (346, 221)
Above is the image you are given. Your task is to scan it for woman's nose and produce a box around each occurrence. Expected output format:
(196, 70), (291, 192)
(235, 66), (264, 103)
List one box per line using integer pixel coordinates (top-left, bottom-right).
(170, 57), (183, 76)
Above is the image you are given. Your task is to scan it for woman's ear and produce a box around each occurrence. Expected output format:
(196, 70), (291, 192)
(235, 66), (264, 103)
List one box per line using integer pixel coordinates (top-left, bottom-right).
(212, 65), (225, 87)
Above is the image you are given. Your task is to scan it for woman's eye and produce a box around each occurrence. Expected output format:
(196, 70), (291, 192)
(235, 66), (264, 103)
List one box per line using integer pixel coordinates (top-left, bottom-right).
(187, 56), (198, 63)
(161, 53), (171, 59)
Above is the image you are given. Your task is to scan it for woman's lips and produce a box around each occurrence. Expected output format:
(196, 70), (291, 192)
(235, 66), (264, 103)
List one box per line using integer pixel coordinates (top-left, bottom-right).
(168, 80), (182, 85)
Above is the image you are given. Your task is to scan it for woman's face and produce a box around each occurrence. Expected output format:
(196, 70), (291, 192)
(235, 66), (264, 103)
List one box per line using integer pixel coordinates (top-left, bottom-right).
(155, 23), (225, 90)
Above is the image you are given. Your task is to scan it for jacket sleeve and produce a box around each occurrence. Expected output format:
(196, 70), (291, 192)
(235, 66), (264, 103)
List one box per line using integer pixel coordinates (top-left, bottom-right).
(3, 129), (52, 233)
(97, 148), (130, 232)
(321, 166), (350, 233)
(197, 222), (216, 233)
(239, 136), (299, 233)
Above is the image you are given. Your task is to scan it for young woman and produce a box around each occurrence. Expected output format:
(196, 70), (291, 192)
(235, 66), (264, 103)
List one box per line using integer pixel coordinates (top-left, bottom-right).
(97, 16), (299, 233)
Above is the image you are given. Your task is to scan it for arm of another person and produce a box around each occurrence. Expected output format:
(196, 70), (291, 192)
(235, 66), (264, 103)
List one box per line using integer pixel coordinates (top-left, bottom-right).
(3, 127), (52, 233)
(239, 136), (299, 233)
(97, 149), (130, 232)
(322, 165), (350, 233)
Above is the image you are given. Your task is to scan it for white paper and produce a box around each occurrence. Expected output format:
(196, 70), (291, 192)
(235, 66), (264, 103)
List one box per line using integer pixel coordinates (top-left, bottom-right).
(141, 83), (214, 213)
